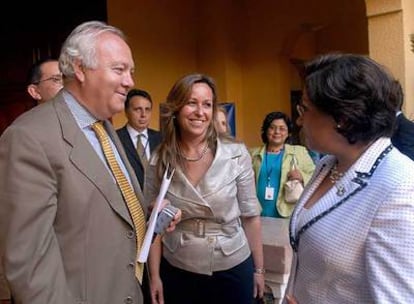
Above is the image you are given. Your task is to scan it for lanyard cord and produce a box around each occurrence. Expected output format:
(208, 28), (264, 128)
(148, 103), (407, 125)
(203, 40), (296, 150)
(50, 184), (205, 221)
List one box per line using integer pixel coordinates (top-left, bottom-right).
(265, 147), (283, 185)
(265, 150), (272, 185)
(138, 134), (150, 158)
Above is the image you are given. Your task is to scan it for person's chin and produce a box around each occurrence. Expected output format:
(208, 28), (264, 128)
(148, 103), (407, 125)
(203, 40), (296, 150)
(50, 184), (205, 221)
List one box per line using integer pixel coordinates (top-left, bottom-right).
(270, 140), (282, 146)
(183, 128), (207, 138)
(114, 102), (125, 113)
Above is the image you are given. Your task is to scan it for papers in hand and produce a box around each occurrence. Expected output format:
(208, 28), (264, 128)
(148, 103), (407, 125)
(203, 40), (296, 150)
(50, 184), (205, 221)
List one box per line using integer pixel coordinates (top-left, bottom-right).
(137, 165), (175, 263)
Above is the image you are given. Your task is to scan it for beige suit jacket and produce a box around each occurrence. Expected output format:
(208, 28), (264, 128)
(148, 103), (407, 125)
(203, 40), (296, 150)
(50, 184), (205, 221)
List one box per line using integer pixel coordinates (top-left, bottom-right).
(0, 93), (146, 304)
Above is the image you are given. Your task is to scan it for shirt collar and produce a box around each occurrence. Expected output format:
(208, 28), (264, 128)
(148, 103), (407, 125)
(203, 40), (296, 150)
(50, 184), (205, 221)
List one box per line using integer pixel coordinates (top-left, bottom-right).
(126, 124), (148, 138)
(62, 90), (98, 129)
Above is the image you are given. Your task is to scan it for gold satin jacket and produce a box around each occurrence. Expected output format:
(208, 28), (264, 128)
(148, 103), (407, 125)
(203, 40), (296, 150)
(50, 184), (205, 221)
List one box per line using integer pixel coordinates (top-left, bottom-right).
(145, 139), (261, 275)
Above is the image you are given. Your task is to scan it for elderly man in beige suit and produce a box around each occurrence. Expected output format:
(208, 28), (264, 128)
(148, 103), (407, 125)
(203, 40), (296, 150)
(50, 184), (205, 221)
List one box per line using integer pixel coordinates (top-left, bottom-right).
(0, 21), (179, 304)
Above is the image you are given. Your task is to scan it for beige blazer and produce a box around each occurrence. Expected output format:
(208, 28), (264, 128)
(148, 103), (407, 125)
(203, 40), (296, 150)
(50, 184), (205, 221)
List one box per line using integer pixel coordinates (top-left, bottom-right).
(0, 93), (146, 304)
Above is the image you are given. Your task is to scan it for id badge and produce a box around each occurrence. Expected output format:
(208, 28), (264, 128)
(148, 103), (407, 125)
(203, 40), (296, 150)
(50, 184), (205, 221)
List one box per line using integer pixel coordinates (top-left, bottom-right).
(265, 186), (275, 200)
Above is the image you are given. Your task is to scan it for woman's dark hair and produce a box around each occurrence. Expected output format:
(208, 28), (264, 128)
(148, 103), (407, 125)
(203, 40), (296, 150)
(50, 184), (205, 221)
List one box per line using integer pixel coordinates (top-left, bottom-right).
(260, 111), (292, 144)
(303, 53), (397, 144)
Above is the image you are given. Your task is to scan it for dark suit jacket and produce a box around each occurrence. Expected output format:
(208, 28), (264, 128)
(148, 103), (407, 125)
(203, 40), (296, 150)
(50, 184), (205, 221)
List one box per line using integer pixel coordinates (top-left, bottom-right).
(391, 113), (414, 161)
(0, 92), (146, 304)
(117, 126), (162, 189)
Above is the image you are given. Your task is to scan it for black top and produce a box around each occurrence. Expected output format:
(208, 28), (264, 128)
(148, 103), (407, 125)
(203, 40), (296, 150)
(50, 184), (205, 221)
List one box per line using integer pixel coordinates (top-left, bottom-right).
(391, 113), (414, 161)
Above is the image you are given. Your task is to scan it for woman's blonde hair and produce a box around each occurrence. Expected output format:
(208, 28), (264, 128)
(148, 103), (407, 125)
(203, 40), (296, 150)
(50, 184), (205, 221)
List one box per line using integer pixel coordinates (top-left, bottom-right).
(156, 74), (218, 180)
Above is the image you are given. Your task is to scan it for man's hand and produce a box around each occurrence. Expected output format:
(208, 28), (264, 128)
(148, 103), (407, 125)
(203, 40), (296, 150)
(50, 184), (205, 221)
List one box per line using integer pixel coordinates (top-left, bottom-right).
(287, 169), (303, 183)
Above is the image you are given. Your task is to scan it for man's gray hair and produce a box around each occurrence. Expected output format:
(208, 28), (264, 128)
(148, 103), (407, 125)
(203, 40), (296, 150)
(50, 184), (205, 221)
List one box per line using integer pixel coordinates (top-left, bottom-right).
(59, 21), (126, 78)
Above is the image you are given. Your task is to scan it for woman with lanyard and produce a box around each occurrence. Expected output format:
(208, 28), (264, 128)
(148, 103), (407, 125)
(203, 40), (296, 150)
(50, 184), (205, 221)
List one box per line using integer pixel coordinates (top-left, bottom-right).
(251, 112), (315, 218)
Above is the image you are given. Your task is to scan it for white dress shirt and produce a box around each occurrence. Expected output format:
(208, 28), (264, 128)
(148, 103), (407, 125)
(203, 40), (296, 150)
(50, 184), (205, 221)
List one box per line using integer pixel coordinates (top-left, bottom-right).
(126, 125), (150, 160)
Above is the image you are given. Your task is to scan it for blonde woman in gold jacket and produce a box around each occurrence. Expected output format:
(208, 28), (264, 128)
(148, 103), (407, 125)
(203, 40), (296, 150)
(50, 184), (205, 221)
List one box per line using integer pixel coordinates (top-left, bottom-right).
(250, 112), (315, 218)
(147, 74), (264, 304)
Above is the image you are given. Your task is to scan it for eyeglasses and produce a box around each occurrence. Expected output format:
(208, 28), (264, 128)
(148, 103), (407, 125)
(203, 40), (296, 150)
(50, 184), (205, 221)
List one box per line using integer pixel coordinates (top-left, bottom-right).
(33, 75), (63, 85)
(268, 125), (288, 133)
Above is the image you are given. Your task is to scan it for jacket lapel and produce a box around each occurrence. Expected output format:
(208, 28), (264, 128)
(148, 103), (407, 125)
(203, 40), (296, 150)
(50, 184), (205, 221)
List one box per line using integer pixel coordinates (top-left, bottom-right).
(148, 130), (160, 153)
(54, 98), (133, 226)
(119, 126), (141, 165)
(291, 138), (393, 239)
(167, 139), (241, 207)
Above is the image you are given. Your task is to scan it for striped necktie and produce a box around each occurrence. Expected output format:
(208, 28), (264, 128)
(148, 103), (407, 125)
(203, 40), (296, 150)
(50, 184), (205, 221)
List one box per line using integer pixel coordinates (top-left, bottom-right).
(92, 121), (146, 283)
(136, 134), (149, 168)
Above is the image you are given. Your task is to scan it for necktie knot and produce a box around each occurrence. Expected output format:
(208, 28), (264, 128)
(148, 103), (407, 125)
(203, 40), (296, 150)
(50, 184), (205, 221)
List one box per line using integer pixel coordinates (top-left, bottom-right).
(91, 121), (105, 136)
(92, 121), (104, 128)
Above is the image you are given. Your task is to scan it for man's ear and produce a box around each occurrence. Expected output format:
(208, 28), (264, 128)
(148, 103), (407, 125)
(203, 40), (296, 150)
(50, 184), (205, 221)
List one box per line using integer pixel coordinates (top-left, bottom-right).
(73, 59), (85, 83)
(27, 84), (41, 101)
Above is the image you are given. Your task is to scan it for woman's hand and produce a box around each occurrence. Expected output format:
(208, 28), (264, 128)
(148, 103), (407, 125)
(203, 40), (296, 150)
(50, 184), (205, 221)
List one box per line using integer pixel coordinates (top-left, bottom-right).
(165, 208), (181, 233)
(150, 275), (164, 304)
(287, 169), (303, 183)
(253, 272), (265, 299)
(148, 199), (182, 233)
(285, 294), (299, 304)
(148, 199), (171, 213)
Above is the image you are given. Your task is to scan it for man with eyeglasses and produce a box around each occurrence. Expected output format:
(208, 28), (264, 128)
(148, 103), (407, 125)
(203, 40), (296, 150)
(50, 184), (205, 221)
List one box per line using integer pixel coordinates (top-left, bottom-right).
(26, 58), (63, 104)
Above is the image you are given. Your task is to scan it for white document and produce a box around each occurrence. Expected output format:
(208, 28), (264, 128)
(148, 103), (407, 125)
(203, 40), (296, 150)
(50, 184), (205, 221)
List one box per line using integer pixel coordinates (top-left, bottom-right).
(137, 165), (175, 263)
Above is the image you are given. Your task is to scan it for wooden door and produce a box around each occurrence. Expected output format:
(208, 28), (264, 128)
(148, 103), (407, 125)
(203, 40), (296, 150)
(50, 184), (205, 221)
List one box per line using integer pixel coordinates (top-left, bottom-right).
(0, 0), (107, 135)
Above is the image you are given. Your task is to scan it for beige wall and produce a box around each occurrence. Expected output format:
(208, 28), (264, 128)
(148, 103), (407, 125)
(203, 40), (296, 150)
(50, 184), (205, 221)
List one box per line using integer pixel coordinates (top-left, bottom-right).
(107, 0), (198, 130)
(366, 1), (405, 100)
(366, 0), (414, 118)
(108, 0), (369, 147)
(402, 0), (414, 118)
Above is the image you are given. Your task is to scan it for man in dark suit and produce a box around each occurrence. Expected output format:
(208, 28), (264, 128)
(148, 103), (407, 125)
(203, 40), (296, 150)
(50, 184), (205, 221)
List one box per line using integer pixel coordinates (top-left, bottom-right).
(391, 81), (414, 161)
(117, 89), (162, 189)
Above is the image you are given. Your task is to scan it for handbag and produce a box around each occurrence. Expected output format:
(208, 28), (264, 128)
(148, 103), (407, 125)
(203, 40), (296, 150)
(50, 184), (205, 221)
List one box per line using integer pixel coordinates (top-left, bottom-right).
(284, 154), (304, 204)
